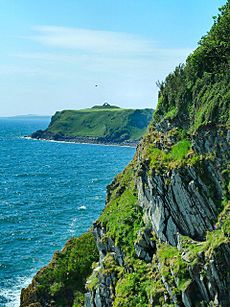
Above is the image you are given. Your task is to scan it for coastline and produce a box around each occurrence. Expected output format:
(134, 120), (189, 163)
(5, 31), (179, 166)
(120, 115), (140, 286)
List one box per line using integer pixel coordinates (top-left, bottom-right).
(23, 136), (138, 148)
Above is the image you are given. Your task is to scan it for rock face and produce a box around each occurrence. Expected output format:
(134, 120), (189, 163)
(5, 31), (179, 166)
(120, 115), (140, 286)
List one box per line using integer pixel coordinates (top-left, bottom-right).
(85, 125), (229, 307)
(137, 127), (228, 246)
(20, 2), (230, 306)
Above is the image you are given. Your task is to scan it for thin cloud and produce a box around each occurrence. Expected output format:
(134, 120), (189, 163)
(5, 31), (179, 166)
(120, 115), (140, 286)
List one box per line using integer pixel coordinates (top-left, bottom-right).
(8, 25), (193, 109)
(13, 46), (192, 78)
(18, 25), (192, 67)
(0, 65), (64, 78)
(25, 25), (156, 54)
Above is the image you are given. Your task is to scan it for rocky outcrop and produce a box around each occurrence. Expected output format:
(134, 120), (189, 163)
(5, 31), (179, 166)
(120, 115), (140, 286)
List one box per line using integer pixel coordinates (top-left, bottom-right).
(134, 228), (156, 262)
(137, 127), (229, 246)
(85, 123), (229, 306)
(28, 130), (138, 147)
(182, 243), (230, 306)
(20, 2), (230, 306)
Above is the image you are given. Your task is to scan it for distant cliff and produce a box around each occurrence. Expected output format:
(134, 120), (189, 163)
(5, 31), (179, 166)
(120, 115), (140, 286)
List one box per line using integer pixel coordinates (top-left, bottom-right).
(21, 2), (229, 306)
(30, 104), (153, 146)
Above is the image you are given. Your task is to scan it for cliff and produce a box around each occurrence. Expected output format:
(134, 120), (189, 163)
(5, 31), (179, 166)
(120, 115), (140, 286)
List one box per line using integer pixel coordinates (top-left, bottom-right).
(30, 104), (153, 146)
(21, 2), (229, 306)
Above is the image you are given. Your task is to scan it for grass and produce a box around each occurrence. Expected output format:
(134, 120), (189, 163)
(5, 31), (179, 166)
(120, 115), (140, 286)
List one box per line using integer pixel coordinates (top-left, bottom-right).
(163, 107), (178, 121)
(45, 107), (153, 141)
(99, 163), (143, 254)
(157, 243), (191, 293)
(147, 139), (192, 170)
(114, 271), (150, 307)
(169, 140), (191, 160)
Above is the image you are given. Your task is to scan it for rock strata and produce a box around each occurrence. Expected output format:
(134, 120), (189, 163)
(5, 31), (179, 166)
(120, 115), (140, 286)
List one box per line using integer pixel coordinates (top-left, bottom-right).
(20, 2), (230, 306)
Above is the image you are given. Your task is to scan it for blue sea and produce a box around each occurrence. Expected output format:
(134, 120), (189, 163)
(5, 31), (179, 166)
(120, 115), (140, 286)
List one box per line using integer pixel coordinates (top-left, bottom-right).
(0, 118), (135, 307)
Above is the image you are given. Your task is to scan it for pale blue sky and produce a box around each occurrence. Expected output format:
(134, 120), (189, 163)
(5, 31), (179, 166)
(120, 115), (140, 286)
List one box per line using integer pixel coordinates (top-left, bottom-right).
(0, 0), (226, 116)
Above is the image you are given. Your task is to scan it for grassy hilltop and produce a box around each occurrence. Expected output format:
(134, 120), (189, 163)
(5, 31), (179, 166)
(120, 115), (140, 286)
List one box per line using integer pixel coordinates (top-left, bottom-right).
(31, 104), (153, 144)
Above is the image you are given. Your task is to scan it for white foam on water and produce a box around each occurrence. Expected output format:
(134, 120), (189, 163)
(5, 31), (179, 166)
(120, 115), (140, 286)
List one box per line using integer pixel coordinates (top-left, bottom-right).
(0, 276), (32, 307)
(78, 205), (87, 211)
(69, 217), (78, 236)
(23, 136), (135, 148)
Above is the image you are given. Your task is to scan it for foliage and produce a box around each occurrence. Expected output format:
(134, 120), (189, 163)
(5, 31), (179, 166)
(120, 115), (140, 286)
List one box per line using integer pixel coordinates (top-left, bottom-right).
(169, 140), (191, 160)
(157, 243), (191, 293)
(154, 1), (230, 131)
(33, 232), (99, 306)
(99, 163), (143, 254)
(147, 139), (192, 169)
(24, 2), (230, 306)
(114, 269), (150, 307)
(87, 3), (230, 305)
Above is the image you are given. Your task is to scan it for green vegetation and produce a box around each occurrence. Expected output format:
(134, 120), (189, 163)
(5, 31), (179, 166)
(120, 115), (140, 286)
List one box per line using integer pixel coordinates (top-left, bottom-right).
(155, 201), (230, 299)
(43, 105), (153, 142)
(22, 2), (230, 306)
(99, 163), (143, 254)
(157, 243), (191, 294)
(147, 138), (192, 169)
(85, 4), (230, 305)
(154, 1), (230, 131)
(28, 232), (99, 306)
(170, 140), (191, 160)
(88, 164), (172, 306)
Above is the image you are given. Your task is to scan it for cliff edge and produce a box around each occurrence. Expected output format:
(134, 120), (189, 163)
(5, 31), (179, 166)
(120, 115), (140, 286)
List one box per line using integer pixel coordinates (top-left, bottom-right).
(21, 2), (230, 306)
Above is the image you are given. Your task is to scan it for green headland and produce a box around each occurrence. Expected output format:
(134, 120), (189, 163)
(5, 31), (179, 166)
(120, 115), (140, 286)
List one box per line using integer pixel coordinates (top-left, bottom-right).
(30, 103), (153, 145)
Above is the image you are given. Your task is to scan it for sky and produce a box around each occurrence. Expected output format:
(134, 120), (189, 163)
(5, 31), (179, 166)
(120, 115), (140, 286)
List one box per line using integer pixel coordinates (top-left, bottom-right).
(0, 0), (226, 116)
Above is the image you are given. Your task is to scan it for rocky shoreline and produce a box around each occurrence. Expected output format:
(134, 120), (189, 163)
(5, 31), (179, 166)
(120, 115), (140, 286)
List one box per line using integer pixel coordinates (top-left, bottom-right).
(26, 131), (138, 147)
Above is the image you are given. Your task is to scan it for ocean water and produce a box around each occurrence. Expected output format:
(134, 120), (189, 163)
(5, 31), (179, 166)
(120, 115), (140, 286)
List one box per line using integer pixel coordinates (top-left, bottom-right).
(0, 118), (135, 307)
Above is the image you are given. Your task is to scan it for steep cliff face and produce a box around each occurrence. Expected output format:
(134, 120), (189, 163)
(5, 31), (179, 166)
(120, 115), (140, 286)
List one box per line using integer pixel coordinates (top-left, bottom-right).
(86, 126), (229, 306)
(20, 2), (229, 306)
(84, 2), (230, 306)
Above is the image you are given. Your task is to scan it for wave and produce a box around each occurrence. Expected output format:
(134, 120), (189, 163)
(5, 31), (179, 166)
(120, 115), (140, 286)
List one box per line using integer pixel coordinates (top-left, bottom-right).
(78, 205), (87, 210)
(0, 276), (32, 307)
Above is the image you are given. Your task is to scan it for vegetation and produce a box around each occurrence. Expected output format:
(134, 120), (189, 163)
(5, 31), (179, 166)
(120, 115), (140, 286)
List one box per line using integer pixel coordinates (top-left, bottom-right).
(40, 105), (153, 142)
(147, 138), (192, 169)
(88, 164), (173, 306)
(154, 0), (230, 131)
(24, 232), (99, 306)
(99, 163), (143, 254)
(85, 3), (230, 305)
(21, 2), (230, 306)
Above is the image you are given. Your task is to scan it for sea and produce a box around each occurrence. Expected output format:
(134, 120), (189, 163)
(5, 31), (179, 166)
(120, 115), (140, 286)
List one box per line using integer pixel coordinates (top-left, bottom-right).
(0, 118), (135, 307)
